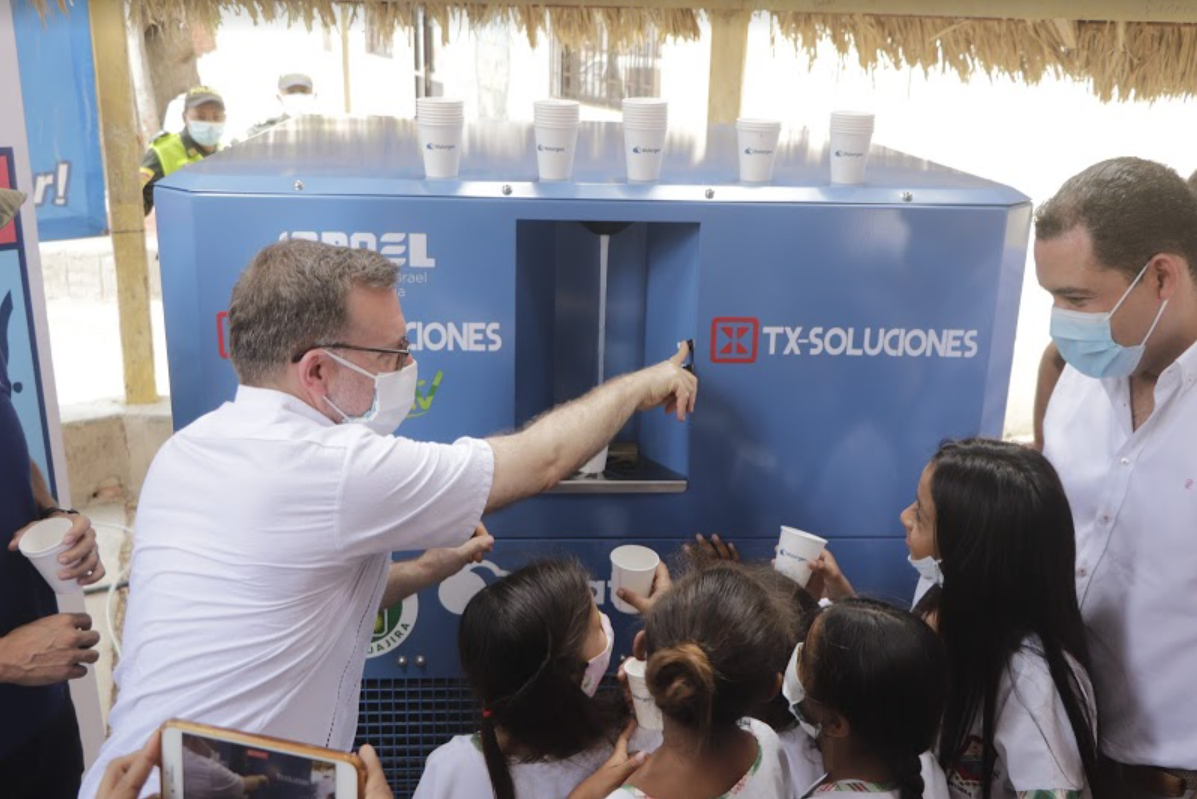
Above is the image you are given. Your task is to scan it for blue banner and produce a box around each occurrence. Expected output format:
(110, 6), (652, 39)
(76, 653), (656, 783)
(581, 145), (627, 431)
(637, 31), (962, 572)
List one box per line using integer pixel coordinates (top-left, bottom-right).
(14, 0), (106, 241)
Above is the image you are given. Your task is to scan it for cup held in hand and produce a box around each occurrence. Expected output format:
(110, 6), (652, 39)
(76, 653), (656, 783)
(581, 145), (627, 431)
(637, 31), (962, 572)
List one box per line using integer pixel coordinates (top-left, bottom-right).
(17, 517), (82, 595)
(610, 545), (659, 614)
(622, 657), (665, 731)
(774, 526), (827, 588)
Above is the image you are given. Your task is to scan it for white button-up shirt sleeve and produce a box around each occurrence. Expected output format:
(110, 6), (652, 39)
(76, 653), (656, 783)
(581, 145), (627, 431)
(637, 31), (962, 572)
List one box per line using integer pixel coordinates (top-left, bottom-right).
(335, 430), (494, 558)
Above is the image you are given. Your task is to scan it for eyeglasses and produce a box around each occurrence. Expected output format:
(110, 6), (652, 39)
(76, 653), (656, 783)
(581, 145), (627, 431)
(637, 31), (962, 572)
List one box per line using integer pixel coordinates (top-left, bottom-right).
(292, 339), (411, 371)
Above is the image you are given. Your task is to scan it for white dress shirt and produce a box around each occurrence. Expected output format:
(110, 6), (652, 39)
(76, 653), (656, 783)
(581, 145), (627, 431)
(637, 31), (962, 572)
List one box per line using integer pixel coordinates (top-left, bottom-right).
(1044, 339), (1197, 767)
(79, 385), (494, 798)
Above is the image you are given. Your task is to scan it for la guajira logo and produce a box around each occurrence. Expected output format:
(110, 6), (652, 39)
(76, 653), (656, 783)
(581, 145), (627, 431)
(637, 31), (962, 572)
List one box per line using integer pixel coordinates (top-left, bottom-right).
(367, 594), (419, 658)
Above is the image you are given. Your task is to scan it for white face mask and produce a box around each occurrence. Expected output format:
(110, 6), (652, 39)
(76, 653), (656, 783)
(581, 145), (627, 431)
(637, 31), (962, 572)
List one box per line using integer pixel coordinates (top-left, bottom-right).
(281, 93), (316, 117)
(187, 120), (224, 148)
(908, 553), (945, 586)
(580, 613), (614, 697)
(782, 643), (822, 740)
(322, 350), (417, 435)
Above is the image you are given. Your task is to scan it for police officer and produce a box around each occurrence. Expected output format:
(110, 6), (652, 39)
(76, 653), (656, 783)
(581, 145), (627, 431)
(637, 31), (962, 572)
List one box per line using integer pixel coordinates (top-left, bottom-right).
(246, 73), (316, 139)
(139, 86), (226, 215)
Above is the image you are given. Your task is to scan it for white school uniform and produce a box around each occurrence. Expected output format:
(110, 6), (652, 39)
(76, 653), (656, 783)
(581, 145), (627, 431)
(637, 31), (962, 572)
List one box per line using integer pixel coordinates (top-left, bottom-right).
(801, 779), (900, 798)
(779, 728), (950, 799)
(944, 638), (1094, 799)
(605, 718), (788, 799)
(413, 734), (614, 799)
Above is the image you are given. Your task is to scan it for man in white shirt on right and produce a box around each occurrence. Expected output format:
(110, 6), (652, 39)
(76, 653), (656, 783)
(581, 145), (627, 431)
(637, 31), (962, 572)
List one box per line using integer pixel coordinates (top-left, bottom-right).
(1035, 157), (1197, 797)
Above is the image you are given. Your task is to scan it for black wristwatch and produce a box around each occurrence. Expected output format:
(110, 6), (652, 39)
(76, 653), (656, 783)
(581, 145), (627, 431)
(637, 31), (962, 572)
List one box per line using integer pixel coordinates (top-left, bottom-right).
(38, 506), (79, 520)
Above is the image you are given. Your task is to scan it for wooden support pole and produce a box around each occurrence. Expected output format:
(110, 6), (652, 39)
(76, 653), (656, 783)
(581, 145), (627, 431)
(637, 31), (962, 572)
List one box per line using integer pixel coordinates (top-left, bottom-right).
(342, 5), (353, 113)
(89, 0), (158, 405)
(707, 9), (751, 124)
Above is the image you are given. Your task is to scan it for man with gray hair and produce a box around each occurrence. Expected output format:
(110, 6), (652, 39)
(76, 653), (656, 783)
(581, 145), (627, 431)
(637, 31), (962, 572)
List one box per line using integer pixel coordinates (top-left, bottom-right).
(81, 239), (697, 796)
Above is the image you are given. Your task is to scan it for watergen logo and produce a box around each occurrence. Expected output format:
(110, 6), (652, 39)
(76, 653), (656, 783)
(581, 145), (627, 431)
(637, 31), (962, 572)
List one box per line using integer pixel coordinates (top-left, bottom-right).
(537, 144), (566, 153)
(833, 150), (865, 159)
(744, 148), (774, 156)
(425, 143), (457, 151)
(278, 230), (436, 268)
(711, 316), (981, 362)
(632, 147), (662, 155)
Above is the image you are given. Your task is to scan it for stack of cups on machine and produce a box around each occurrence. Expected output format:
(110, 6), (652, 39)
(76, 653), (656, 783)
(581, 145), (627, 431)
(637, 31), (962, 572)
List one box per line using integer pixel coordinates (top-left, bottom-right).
(533, 99), (581, 181)
(829, 110), (875, 185)
(417, 97), (465, 179)
(622, 98), (668, 183)
(736, 118), (783, 183)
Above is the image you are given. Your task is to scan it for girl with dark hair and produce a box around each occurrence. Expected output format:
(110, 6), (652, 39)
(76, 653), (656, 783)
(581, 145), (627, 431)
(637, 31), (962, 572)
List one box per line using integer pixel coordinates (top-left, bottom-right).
(413, 559), (621, 799)
(809, 438), (1101, 797)
(910, 439), (1101, 798)
(787, 598), (947, 799)
(602, 562), (791, 799)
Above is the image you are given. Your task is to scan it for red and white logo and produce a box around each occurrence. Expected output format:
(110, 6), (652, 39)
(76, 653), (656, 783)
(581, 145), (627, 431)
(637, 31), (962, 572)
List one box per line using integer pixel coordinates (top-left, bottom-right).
(711, 317), (759, 363)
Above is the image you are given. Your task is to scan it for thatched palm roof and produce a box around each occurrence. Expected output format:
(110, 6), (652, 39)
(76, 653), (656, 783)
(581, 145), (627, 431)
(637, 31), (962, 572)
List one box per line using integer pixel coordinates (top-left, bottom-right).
(32, 0), (1197, 102)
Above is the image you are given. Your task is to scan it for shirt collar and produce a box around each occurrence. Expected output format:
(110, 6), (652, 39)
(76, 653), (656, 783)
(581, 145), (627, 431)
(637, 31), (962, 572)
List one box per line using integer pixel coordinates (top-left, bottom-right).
(234, 384), (335, 427)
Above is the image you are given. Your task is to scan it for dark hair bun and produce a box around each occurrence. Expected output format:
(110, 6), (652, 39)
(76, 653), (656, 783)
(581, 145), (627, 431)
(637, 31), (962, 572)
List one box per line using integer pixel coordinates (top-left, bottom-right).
(647, 642), (716, 729)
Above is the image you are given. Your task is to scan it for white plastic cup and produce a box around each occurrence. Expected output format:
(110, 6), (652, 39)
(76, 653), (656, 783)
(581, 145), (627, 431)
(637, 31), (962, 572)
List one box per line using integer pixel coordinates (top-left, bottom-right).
(736, 118), (782, 183)
(611, 544), (660, 614)
(774, 526), (828, 587)
(579, 445), (609, 477)
(418, 123), (463, 179)
(623, 127), (667, 183)
(829, 110), (874, 185)
(622, 657), (665, 731)
(534, 123), (579, 181)
(17, 517), (81, 595)
(622, 98), (667, 183)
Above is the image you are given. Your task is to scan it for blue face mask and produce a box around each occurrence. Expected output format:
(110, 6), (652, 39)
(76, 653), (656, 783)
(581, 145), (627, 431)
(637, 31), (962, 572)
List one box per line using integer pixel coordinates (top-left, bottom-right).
(187, 121), (224, 148)
(1050, 260), (1168, 379)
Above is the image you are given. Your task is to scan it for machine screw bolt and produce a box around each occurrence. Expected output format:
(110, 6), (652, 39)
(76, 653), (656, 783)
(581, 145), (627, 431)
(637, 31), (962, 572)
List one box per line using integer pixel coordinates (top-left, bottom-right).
(397, 655), (408, 667)
(705, 188), (715, 199)
(502, 185), (513, 196)
(901, 191), (913, 202)
(294, 180), (305, 191)
(415, 655), (427, 668)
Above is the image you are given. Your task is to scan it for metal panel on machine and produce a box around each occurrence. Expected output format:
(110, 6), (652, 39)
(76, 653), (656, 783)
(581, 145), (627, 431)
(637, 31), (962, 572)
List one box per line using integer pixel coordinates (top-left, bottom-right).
(156, 117), (1029, 789)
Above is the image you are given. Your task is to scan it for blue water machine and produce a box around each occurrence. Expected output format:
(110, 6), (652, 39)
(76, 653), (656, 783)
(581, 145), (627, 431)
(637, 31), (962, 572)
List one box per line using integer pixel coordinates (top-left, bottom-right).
(155, 117), (1030, 791)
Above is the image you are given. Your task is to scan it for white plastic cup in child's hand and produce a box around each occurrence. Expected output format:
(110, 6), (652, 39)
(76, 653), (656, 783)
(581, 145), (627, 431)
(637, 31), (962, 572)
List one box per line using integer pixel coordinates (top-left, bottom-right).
(611, 545), (660, 614)
(17, 517), (82, 595)
(774, 526), (828, 588)
(622, 657), (665, 731)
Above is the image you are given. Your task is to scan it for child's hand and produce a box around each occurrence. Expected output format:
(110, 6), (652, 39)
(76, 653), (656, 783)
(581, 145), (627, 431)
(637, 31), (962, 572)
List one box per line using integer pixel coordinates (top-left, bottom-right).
(565, 720), (647, 799)
(616, 562), (671, 614)
(806, 549), (855, 602)
(683, 533), (739, 564)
